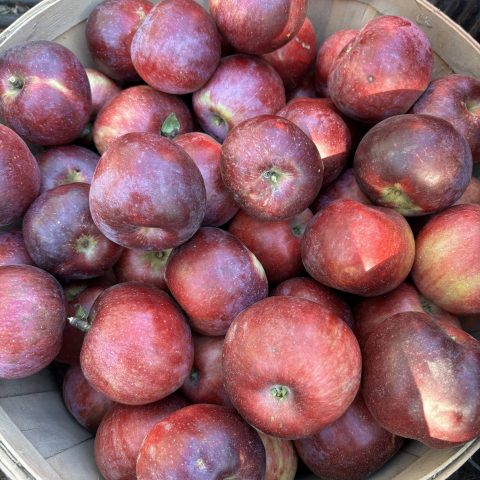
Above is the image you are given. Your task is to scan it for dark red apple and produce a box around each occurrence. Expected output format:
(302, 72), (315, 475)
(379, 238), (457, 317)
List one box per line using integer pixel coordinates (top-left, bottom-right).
(136, 404), (266, 479)
(223, 296), (361, 438)
(209, 0), (307, 54)
(228, 209), (312, 284)
(131, 0), (221, 94)
(0, 265), (65, 379)
(0, 230), (34, 267)
(288, 68), (317, 100)
(80, 282), (193, 404)
(221, 115), (323, 220)
(302, 199), (415, 296)
(257, 431), (297, 480)
(328, 16), (433, 123)
(455, 177), (480, 205)
(89, 132), (206, 251)
(93, 85), (193, 154)
(192, 54), (286, 141)
(85, 68), (121, 117)
(95, 393), (188, 480)
(174, 132), (239, 227)
(86, 0), (153, 82)
(0, 41), (91, 145)
(363, 311), (480, 448)
(412, 204), (480, 315)
(23, 183), (123, 280)
(165, 227), (268, 336)
(36, 145), (99, 194)
(0, 124), (40, 226)
(294, 395), (404, 480)
(412, 74), (480, 163)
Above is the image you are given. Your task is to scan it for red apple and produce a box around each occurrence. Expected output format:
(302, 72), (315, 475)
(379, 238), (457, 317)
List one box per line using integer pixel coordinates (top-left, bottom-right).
(257, 431), (297, 480)
(0, 230), (34, 267)
(131, 0), (221, 94)
(328, 16), (433, 123)
(302, 199), (415, 296)
(93, 85), (193, 154)
(455, 177), (480, 205)
(209, 0), (307, 54)
(288, 68), (317, 100)
(89, 132), (206, 251)
(165, 227), (268, 336)
(95, 393), (188, 480)
(80, 282), (193, 404)
(223, 296), (361, 438)
(192, 54), (286, 141)
(85, 68), (120, 118)
(174, 132), (239, 227)
(362, 311), (480, 448)
(0, 265), (65, 379)
(412, 203), (480, 315)
(221, 115), (323, 220)
(228, 208), (312, 284)
(86, 0), (153, 82)
(0, 41), (91, 145)
(136, 404), (266, 479)
(294, 395), (404, 480)
(354, 114), (472, 215)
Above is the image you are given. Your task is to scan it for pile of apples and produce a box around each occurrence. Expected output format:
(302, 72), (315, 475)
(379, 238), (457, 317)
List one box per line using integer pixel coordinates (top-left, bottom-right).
(0, 0), (480, 478)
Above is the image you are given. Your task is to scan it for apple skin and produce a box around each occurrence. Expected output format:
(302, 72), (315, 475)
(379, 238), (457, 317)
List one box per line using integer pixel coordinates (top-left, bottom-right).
(192, 54), (286, 142)
(271, 277), (354, 328)
(455, 177), (480, 205)
(228, 209), (312, 284)
(0, 265), (65, 379)
(221, 115), (323, 220)
(288, 68), (317, 100)
(0, 41), (91, 145)
(89, 132), (206, 251)
(412, 204), (480, 315)
(0, 125), (40, 227)
(257, 431), (297, 480)
(328, 16), (433, 123)
(131, 0), (221, 94)
(302, 199), (415, 296)
(209, 0), (307, 55)
(261, 17), (317, 91)
(362, 311), (480, 448)
(95, 393), (188, 480)
(223, 296), (361, 439)
(85, 68), (120, 118)
(86, 0), (152, 82)
(36, 145), (100, 194)
(0, 231), (34, 267)
(23, 183), (123, 280)
(136, 404), (266, 480)
(278, 97), (351, 186)
(181, 334), (232, 407)
(294, 395), (404, 480)
(165, 227), (268, 336)
(411, 74), (480, 163)
(174, 132), (239, 227)
(93, 85), (193, 155)
(354, 114), (472, 216)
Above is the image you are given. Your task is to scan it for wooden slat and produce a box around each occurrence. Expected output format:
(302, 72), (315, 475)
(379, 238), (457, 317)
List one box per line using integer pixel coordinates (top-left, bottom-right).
(0, 371), (57, 399)
(402, 440), (429, 458)
(370, 452), (421, 479)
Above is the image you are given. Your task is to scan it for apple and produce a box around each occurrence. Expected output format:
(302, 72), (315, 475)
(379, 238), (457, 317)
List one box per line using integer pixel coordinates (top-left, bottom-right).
(80, 282), (193, 404)
(23, 183), (123, 280)
(165, 227), (268, 336)
(86, 0), (153, 82)
(95, 393), (188, 480)
(0, 41), (91, 145)
(223, 296), (361, 438)
(328, 16), (433, 123)
(89, 132), (206, 251)
(131, 0), (221, 94)
(0, 230), (34, 267)
(294, 395), (404, 480)
(93, 85), (193, 154)
(221, 115), (323, 220)
(174, 132), (239, 227)
(0, 265), (65, 379)
(302, 199), (415, 296)
(257, 431), (297, 480)
(288, 68), (317, 100)
(412, 203), (480, 315)
(455, 177), (480, 205)
(192, 54), (286, 142)
(228, 208), (313, 284)
(85, 68), (120, 118)
(362, 311), (480, 448)
(136, 404), (266, 479)
(209, 0), (307, 54)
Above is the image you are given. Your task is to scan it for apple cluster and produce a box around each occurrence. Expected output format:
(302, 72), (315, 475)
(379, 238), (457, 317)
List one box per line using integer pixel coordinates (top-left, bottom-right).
(0, 0), (479, 479)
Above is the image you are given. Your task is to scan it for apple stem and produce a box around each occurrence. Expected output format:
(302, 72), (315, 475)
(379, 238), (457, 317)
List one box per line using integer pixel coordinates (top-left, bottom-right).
(8, 75), (24, 90)
(161, 113), (180, 139)
(67, 304), (91, 332)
